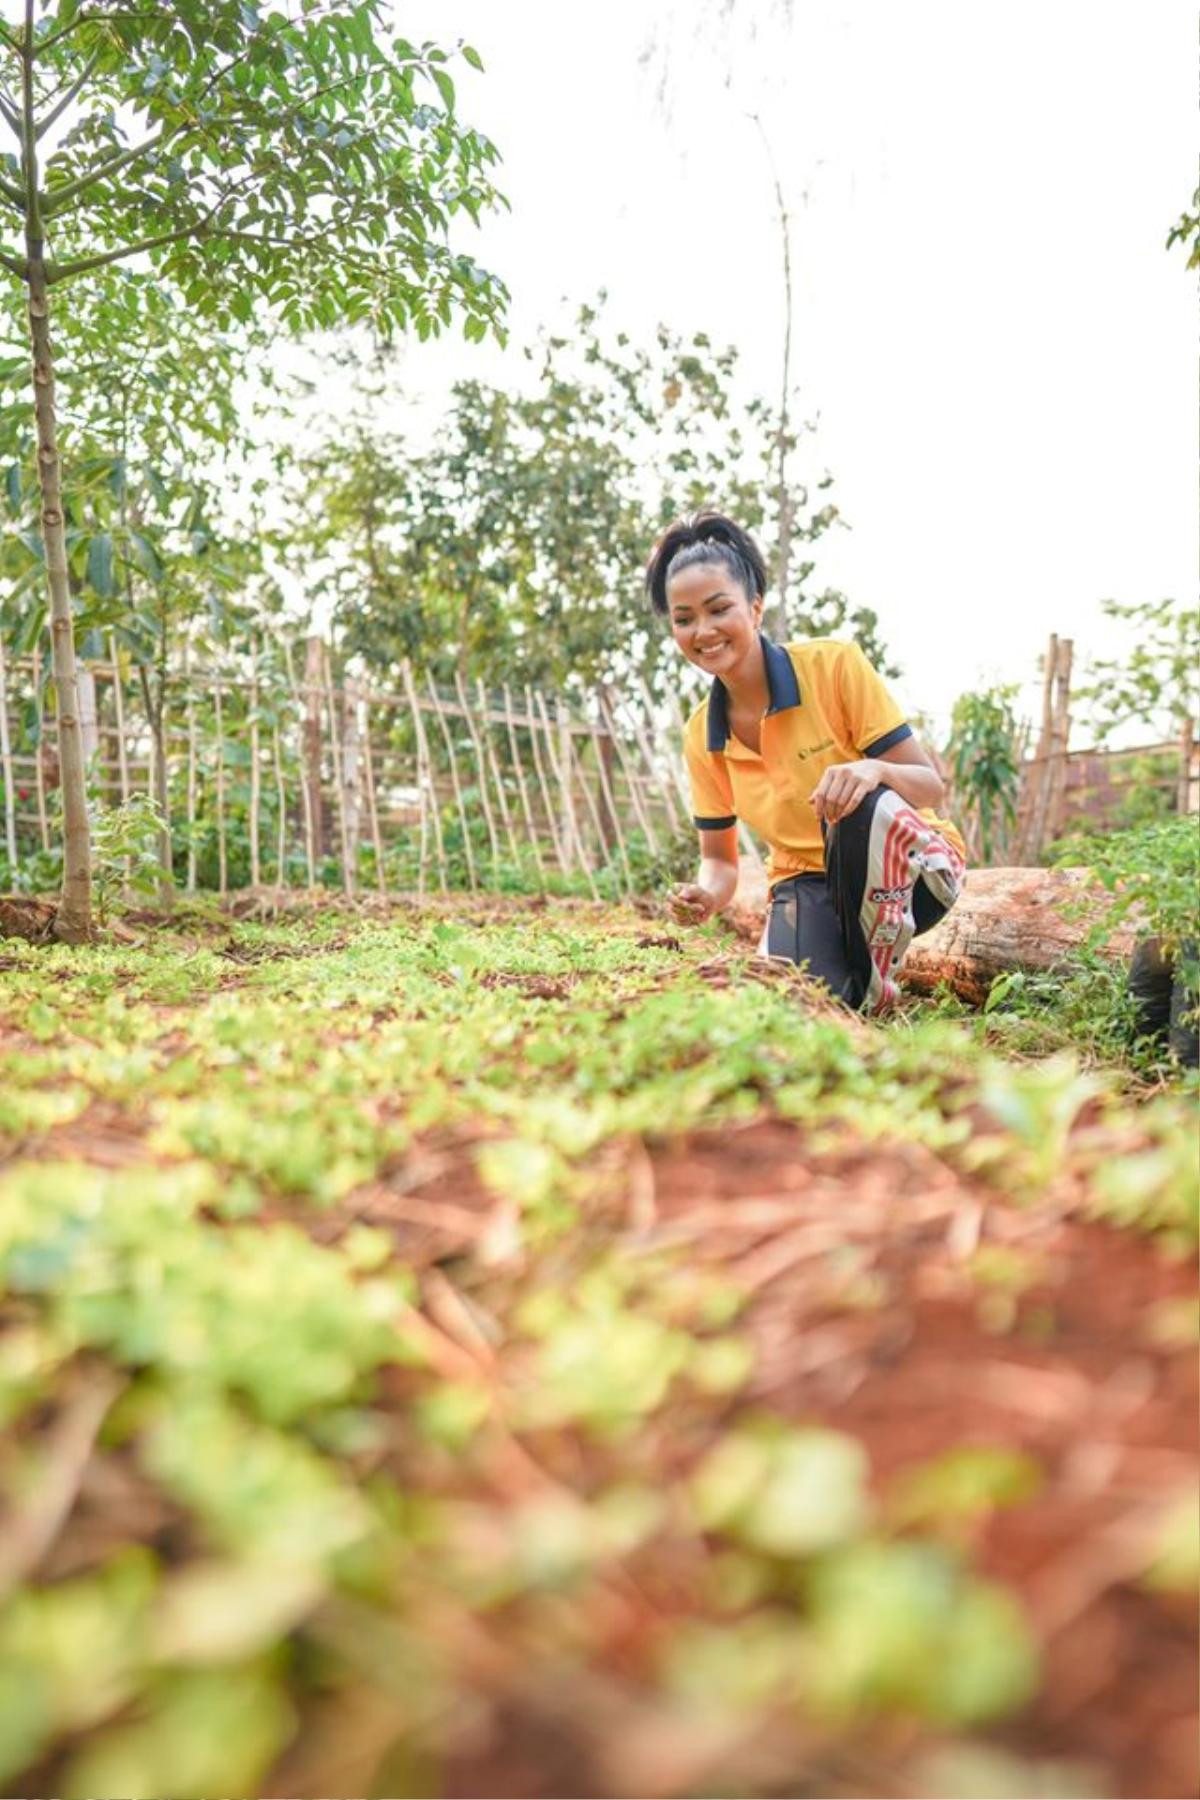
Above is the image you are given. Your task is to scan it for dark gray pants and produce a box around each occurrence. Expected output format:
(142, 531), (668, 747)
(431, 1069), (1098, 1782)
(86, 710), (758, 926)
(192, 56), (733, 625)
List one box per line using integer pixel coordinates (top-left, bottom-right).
(762, 788), (965, 1013)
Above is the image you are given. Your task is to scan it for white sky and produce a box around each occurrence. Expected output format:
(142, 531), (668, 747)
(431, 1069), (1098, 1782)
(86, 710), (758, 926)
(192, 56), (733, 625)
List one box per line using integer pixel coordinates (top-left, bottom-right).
(386, 0), (1197, 743)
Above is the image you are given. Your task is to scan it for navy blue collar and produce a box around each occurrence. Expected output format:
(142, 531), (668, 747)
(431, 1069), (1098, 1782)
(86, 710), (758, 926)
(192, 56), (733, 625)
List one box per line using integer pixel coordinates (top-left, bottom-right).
(705, 635), (802, 751)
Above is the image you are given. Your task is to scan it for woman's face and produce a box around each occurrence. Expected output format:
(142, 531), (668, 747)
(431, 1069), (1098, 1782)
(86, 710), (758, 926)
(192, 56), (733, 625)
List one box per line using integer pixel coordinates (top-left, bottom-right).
(666, 559), (764, 682)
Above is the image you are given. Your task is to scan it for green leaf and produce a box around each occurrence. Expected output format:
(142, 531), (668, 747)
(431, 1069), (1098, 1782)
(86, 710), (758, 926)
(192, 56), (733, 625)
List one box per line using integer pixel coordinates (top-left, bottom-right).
(85, 532), (115, 599)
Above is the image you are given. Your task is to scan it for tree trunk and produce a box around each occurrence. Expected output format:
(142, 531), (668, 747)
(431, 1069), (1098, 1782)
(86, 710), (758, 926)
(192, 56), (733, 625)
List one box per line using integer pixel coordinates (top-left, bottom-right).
(725, 862), (1140, 1007)
(27, 249), (92, 939)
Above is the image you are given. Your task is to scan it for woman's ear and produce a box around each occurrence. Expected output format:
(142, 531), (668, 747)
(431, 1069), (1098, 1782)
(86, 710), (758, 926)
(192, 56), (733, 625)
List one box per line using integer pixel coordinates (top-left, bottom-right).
(751, 592), (765, 628)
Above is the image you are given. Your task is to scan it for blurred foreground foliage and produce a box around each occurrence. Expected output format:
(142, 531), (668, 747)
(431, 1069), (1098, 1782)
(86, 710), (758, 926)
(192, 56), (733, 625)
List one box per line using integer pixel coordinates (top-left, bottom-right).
(0, 905), (1194, 1796)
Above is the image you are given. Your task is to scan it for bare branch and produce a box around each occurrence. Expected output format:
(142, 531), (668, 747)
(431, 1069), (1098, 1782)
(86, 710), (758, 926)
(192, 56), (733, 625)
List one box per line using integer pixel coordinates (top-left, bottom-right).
(36, 48), (102, 140)
(0, 246), (27, 277)
(0, 88), (20, 134)
(0, 176), (24, 211)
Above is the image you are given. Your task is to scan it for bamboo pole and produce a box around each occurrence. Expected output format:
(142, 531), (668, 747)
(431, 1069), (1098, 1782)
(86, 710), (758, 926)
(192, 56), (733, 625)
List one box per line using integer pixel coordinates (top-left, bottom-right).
(281, 637), (316, 888)
(534, 689), (599, 895)
(1044, 637), (1073, 845)
(1021, 633), (1058, 863)
(501, 683), (547, 888)
(322, 645), (353, 898)
(598, 689), (661, 852)
(108, 633), (130, 806)
(272, 715), (288, 888)
(586, 711), (634, 892)
(571, 715), (623, 897)
(33, 649), (50, 853)
(0, 635), (17, 873)
(401, 659), (447, 893)
(425, 670), (477, 891)
(1177, 716), (1195, 816)
(184, 642), (197, 892)
(360, 682), (387, 896)
(453, 668), (500, 876)
(248, 636), (261, 889)
(213, 677), (228, 897)
(303, 635), (327, 861)
(638, 674), (695, 830)
(476, 677), (527, 882)
(524, 684), (572, 875)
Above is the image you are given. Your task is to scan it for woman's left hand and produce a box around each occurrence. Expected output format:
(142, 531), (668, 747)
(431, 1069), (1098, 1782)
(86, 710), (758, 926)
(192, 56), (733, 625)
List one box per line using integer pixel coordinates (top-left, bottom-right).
(811, 758), (883, 825)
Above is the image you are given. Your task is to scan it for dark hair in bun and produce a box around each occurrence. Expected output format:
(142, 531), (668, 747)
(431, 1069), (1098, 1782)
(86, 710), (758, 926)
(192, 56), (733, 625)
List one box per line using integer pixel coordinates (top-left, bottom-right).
(644, 509), (768, 616)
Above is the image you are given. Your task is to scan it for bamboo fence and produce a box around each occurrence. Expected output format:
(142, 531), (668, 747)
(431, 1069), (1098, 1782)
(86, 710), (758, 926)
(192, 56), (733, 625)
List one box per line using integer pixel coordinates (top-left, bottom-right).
(0, 633), (693, 897)
(1, 628), (1194, 892)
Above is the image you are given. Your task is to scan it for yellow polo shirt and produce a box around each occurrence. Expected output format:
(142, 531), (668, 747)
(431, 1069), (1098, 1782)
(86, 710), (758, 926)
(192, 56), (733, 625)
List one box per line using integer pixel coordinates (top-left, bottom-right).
(684, 636), (966, 886)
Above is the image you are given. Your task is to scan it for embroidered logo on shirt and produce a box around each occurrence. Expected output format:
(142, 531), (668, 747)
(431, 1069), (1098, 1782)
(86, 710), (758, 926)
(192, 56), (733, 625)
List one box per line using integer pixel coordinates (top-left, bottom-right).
(795, 737), (835, 761)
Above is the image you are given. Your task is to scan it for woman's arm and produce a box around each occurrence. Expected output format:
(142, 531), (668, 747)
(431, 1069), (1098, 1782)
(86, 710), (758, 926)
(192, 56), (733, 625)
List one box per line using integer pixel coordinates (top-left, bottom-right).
(811, 738), (945, 825)
(666, 824), (740, 924)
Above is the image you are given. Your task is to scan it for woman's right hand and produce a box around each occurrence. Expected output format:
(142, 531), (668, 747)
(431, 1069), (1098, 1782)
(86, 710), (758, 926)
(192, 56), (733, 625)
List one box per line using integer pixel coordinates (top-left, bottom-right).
(666, 883), (720, 927)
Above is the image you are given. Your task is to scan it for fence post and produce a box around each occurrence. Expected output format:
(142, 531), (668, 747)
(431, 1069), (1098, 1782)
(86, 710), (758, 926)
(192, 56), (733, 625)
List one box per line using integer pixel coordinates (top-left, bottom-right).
(1045, 637), (1073, 844)
(1178, 716), (1197, 816)
(213, 676), (227, 897)
(360, 681), (388, 896)
(322, 643), (354, 897)
(501, 684), (547, 888)
(0, 636), (16, 873)
(303, 634), (327, 862)
(184, 642), (198, 892)
(401, 659), (447, 893)
(425, 669), (478, 892)
(524, 684), (571, 876)
(249, 637), (262, 889)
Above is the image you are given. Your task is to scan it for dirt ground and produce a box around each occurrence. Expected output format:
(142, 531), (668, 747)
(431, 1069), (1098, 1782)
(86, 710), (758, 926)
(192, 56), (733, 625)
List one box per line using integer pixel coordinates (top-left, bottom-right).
(2, 892), (1197, 1798)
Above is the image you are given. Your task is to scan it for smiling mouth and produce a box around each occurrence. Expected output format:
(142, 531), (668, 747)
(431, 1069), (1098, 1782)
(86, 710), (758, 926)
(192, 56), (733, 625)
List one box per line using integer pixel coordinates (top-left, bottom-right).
(696, 644), (729, 658)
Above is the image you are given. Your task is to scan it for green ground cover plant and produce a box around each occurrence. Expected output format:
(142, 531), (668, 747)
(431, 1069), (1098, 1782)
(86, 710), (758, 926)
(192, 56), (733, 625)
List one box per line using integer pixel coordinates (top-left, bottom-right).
(0, 901), (1194, 1796)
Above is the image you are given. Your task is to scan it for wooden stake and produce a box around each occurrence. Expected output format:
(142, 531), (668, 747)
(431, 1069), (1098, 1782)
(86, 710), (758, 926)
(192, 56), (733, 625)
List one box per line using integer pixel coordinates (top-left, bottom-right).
(568, 714), (618, 898)
(341, 673), (363, 871)
(501, 683), (547, 887)
(184, 641), (197, 892)
(598, 688), (661, 852)
(401, 659), (447, 893)
(474, 676), (525, 881)
(34, 646), (50, 853)
(248, 636), (261, 889)
(586, 709), (634, 892)
(108, 633), (130, 805)
(535, 689), (600, 894)
(1044, 637), (1074, 847)
(272, 716), (288, 889)
(453, 668), (500, 876)
(213, 677), (227, 897)
(281, 637), (316, 888)
(0, 634), (17, 873)
(1177, 715), (1195, 816)
(644, 675), (699, 829)
(303, 634), (327, 861)
(361, 681), (387, 895)
(524, 685), (571, 874)
(425, 669), (477, 891)
(322, 644), (353, 897)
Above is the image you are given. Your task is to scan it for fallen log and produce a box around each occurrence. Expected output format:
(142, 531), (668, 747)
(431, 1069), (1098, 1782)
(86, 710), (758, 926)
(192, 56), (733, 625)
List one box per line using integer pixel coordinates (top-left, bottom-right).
(724, 861), (1139, 1008)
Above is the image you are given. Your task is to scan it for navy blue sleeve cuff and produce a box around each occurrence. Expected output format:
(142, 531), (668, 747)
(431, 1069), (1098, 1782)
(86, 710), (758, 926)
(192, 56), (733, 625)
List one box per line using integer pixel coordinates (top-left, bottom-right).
(862, 723), (913, 757)
(693, 814), (737, 830)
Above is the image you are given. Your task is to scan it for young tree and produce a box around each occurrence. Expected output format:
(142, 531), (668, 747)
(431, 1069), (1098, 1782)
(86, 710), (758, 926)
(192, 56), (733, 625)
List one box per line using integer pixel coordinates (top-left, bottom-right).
(284, 302), (894, 701)
(0, 0), (506, 939)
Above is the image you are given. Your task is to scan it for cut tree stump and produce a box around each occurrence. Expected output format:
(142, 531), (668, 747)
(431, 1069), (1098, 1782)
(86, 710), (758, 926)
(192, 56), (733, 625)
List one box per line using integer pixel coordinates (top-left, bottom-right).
(724, 861), (1139, 1008)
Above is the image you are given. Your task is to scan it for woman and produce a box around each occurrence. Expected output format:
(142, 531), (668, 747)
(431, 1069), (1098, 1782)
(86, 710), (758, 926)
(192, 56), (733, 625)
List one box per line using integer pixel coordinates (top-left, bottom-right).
(648, 510), (966, 1015)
